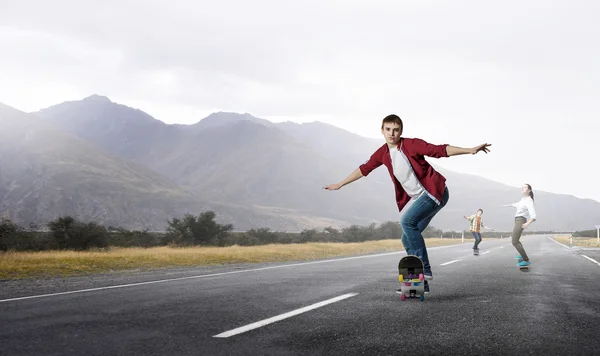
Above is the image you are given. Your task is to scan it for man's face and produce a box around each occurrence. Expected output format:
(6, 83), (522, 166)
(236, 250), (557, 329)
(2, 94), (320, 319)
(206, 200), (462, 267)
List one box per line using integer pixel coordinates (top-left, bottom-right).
(381, 122), (402, 146)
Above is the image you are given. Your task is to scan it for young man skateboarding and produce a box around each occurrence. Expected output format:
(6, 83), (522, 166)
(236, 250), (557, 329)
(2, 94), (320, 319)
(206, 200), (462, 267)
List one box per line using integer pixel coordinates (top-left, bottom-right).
(464, 209), (491, 255)
(323, 114), (491, 293)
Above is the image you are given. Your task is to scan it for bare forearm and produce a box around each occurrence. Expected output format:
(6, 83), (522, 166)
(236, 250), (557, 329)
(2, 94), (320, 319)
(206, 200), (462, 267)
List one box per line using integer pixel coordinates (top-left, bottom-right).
(446, 145), (472, 156)
(446, 143), (491, 156)
(339, 168), (364, 187)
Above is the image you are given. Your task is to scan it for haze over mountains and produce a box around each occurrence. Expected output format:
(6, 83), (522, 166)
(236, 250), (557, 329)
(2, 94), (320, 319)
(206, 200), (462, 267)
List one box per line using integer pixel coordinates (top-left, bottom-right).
(1, 94), (598, 232)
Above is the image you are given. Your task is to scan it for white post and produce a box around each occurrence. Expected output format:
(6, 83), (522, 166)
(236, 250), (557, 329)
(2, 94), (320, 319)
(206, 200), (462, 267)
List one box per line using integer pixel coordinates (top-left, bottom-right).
(596, 225), (600, 245)
(462, 231), (464, 242)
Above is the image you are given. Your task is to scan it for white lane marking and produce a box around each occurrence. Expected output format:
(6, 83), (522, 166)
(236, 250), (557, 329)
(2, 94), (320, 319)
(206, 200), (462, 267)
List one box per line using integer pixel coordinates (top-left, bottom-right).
(481, 251), (491, 255)
(500, 246), (505, 249)
(548, 236), (571, 250)
(0, 243), (471, 303)
(213, 293), (359, 338)
(440, 259), (461, 266)
(0, 252), (397, 303)
(582, 255), (600, 267)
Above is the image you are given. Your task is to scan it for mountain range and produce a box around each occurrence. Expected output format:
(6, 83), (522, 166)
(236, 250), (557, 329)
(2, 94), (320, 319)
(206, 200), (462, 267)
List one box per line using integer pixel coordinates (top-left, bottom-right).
(1, 94), (598, 232)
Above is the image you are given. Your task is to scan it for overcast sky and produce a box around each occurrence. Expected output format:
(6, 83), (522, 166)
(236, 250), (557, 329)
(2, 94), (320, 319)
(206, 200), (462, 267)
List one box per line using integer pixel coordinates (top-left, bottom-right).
(1, 0), (599, 204)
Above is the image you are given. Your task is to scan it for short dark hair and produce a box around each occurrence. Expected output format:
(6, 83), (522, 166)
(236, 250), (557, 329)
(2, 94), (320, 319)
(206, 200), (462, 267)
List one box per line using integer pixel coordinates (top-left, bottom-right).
(477, 209), (483, 214)
(381, 114), (403, 130)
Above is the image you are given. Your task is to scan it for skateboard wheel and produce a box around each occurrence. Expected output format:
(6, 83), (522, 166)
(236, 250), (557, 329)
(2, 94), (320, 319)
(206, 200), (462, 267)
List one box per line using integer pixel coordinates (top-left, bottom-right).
(401, 294), (406, 301)
(420, 295), (424, 302)
(419, 273), (424, 281)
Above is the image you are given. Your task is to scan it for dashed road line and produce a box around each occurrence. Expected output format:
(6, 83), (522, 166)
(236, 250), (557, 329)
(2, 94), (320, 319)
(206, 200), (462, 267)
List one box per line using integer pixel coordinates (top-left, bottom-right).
(213, 293), (359, 338)
(440, 259), (461, 266)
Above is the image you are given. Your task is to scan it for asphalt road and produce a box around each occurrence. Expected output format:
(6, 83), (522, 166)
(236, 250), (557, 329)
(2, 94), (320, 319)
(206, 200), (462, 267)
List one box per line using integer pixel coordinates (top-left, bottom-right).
(1, 235), (599, 356)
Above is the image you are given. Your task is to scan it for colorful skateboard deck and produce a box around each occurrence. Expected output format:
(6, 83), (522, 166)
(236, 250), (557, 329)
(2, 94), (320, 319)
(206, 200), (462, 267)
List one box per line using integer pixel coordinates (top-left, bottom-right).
(397, 255), (426, 301)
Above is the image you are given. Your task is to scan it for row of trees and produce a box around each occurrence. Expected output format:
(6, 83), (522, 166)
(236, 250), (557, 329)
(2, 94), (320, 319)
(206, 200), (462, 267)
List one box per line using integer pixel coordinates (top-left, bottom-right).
(572, 229), (599, 238)
(0, 210), (569, 252)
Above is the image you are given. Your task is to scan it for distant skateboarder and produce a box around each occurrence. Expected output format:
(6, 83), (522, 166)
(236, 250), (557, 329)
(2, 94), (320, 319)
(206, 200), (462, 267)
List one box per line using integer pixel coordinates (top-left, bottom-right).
(323, 114), (491, 293)
(463, 209), (492, 255)
(501, 183), (537, 267)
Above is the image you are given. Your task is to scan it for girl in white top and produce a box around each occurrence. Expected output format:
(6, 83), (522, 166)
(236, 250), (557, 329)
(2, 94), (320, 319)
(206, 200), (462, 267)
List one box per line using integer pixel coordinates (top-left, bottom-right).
(502, 183), (536, 267)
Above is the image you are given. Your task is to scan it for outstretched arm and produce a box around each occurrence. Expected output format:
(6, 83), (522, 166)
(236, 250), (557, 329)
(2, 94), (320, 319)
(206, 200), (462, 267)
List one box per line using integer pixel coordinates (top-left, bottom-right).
(411, 138), (491, 158)
(481, 221), (493, 231)
(323, 168), (364, 190)
(325, 149), (383, 190)
(446, 143), (491, 156)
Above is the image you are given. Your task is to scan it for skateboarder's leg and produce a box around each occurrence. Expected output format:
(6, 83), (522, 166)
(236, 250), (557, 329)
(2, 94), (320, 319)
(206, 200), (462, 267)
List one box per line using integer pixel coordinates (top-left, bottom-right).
(472, 232), (482, 249)
(512, 217), (529, 262)
(400, 204), (437, 254)
(400, 187), (449, 278)
(400, 232), (412, 256)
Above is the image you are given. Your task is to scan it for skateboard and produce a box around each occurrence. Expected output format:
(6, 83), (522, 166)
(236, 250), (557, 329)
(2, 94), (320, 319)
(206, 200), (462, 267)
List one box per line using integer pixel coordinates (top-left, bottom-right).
(473, 249), (479, 256)
(397, 255), (426, 301)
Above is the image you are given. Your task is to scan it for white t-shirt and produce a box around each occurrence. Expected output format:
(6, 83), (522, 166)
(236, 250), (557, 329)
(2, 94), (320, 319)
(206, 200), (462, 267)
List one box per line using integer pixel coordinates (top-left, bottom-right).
(512, 196), (537, 220)
(389, 147), (425, 199)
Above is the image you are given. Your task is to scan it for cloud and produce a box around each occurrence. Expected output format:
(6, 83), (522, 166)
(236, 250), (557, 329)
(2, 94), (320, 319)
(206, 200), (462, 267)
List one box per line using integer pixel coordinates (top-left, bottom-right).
(0, 0), (599, 201)
(2, 0), (597, 115)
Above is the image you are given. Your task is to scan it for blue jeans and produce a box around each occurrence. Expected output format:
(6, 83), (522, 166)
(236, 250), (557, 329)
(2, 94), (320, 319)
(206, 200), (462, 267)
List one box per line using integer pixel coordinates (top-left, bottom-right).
(400, 187), (449, 276)
(471, 231), (482, 249)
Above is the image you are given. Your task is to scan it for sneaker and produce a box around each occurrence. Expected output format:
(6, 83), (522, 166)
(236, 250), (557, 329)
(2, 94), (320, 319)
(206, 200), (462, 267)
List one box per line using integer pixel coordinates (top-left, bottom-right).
(423, 270), (433, 280)
(424, 281), (430, 294)
(517, 260), (530, 267)
(395, 288), (403, 294)
(515, 255), (522, 260)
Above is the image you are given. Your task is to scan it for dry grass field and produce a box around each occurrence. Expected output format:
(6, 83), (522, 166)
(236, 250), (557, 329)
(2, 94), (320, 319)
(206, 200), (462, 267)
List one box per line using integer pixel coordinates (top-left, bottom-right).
(0, 238), (466, 279)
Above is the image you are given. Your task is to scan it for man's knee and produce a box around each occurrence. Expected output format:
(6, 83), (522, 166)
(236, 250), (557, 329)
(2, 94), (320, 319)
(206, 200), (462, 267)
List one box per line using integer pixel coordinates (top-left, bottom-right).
(400, 216), (418, 230)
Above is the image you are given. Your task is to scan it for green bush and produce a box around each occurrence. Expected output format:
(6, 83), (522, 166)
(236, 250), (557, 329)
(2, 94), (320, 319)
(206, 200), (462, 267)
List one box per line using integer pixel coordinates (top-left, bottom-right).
(48, 216), (109, 250)
(573, 229), (598, 238)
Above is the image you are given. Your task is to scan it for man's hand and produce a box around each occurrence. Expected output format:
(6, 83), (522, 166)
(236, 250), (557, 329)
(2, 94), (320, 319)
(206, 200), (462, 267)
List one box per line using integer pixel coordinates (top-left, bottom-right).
(446, 144), (491, 156)
(470, 143), (491, 154)
(323, 183), (342, 190)
(323, 168), (364, 191)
